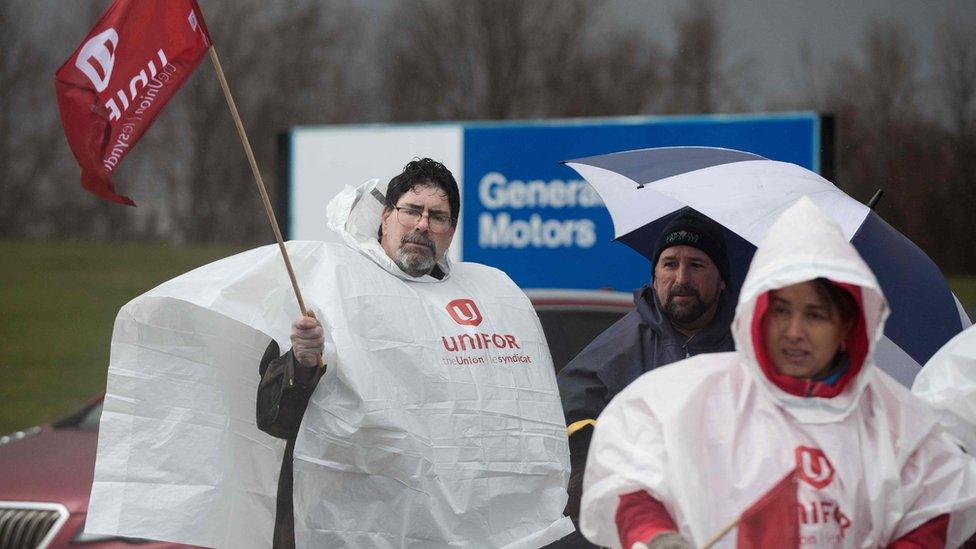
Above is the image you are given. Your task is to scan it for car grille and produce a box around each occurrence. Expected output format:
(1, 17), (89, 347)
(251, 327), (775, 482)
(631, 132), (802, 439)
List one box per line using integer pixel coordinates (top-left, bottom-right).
(0, 502), (69, 549)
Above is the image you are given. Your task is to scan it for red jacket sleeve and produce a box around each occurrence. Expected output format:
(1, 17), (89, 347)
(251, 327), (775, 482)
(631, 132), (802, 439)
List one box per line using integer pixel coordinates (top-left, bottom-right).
(615, 490), (678, 549)
(886, 514), (948, 549)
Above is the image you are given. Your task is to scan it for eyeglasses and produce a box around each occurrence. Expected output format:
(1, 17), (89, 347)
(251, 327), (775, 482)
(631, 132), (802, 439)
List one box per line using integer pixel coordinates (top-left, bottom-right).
(393, 206), (456, 234)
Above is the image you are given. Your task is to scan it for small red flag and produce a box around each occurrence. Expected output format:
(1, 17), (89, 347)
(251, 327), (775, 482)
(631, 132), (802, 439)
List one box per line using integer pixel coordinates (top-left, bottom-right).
(735, 468), (799, 549)
(55, 0), (211, 206)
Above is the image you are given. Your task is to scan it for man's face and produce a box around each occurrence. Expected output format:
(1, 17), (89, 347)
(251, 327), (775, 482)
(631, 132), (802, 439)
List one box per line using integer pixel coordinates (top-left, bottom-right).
(653, 245), (726, 331)
(380, 184), (456, 277)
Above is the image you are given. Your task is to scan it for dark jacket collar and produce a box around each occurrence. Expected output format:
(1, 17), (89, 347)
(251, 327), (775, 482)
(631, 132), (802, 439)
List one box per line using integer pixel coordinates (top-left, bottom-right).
(634, 284), (737, 355)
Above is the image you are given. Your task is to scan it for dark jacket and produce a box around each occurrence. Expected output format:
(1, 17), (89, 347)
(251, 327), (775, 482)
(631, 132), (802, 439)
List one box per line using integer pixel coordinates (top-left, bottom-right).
(551, 284), (735, 548)
(256, 340), (323, 549)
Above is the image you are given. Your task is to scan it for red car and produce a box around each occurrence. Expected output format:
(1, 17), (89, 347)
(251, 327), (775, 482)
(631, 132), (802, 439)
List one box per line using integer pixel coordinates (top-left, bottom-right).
(0, 289), (633, 548)
(0, 394), (198, 548)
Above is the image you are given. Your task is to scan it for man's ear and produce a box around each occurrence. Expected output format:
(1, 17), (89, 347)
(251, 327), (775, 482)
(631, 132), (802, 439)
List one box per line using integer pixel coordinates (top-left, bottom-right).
(378, 207), (392, 241)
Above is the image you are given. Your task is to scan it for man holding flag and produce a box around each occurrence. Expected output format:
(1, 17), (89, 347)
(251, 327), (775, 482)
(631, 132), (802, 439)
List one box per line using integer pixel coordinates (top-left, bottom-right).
(56, 0), (211, 206)
(58, 3), (574, 547)
(252, 158), (573, 547)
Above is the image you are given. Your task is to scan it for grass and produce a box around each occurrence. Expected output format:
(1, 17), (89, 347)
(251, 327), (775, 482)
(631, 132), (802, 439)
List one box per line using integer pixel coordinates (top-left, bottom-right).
(950, 276), (976, 313)
(0, 240), (247, 434)
(1, 239), (975, 434)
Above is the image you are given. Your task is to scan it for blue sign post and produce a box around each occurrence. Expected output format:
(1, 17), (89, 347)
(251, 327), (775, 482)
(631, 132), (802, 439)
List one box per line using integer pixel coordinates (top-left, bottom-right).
(461, 113), (823, 291)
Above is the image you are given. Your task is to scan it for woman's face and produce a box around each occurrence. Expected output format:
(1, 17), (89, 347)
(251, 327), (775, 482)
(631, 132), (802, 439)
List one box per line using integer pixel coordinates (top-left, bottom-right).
(763, 281), (851, 379)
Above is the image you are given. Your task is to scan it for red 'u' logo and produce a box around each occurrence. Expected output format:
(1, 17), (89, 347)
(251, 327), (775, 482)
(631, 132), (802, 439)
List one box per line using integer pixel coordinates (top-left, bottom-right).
(446, 299), (483, 326)
(795, 446), (835, 489)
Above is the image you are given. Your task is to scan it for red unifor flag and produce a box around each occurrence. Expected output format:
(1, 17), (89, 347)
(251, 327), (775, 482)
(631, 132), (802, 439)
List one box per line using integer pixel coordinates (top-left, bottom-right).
(734, 468), (800, 548)
(55, 0), (211, 206)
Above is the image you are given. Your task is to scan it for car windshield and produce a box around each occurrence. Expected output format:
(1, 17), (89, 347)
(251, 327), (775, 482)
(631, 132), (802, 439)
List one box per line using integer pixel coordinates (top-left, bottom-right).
(536, 310), (627, 373)
(77, 401), (102, 430)
(54, 400), (103, 431)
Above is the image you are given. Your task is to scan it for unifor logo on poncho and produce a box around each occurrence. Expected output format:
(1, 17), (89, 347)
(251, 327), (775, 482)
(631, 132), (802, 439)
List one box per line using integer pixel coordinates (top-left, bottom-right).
(439, 298), (534, 367)
(794, 446), (852, 541)
(446, 299), (484, 326)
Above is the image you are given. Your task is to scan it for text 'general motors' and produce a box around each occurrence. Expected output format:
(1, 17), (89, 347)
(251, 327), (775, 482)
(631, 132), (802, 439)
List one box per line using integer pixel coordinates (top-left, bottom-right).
(477, 171), (603, 249)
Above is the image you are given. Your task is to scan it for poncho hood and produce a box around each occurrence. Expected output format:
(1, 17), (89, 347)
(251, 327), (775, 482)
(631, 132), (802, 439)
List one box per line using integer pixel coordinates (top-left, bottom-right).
(580, 196), (976, 549)
(326, 177), (453, 282)
(733, 196), (889, 423)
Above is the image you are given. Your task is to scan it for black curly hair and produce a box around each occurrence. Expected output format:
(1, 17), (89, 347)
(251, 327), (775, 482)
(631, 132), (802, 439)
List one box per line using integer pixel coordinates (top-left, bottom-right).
(384, 158), (460, 220)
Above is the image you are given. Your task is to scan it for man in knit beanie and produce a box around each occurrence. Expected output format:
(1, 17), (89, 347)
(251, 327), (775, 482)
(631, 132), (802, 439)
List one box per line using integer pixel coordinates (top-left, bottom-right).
(553, 208), (735, 548)
(650, 208), (730, 334)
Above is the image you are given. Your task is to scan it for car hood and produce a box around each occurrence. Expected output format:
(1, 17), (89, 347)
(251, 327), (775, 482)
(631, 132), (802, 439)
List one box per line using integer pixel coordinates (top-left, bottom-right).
(0, 425), (97, 512)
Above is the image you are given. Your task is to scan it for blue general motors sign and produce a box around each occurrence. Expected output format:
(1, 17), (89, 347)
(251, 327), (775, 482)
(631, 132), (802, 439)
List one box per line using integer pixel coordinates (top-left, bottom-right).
(461, 113), (823, 291)
(286, 113), (825, 291)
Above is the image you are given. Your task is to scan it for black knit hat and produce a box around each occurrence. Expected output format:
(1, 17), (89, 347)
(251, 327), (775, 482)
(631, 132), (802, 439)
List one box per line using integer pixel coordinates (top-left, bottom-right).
(652, 208), (730, 284)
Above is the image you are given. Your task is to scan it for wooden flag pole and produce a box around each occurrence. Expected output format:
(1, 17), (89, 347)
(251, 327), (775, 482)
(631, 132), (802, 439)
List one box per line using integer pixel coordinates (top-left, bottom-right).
(699, 515), (739, 549)
(207, 45), (323, 368)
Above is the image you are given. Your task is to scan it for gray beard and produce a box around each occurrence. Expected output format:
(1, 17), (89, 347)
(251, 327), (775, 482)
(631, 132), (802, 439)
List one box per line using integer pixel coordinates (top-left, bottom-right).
(395, 246), (436, 277)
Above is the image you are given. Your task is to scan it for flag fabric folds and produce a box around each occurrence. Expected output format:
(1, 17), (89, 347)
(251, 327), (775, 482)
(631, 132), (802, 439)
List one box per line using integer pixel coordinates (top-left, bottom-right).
(734, 468), (799, 549)
(55, 0), (211, 206)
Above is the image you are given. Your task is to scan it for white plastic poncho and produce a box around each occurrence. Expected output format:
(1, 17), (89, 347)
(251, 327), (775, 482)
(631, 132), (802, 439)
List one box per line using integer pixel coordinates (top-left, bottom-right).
(913, 324), (976, 455)
(580, 197), (976, 548)
(87, 178), (573, 548)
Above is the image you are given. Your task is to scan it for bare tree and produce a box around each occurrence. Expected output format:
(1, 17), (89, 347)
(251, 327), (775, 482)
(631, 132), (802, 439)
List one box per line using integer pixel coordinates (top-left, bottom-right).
(816, 20), (966, 268)
(849, 20), (920, 130)
(138, 0), (367, 243)
(782, 18), (975, 274)
(1, 4), (88, 236)
(542, 27), (664, 117)
(380, 0), (663, 122)
(663, 0), (750, 114)
(828, 20), (921, 200)
(0, 1), (366, 243)
(0, 4), (46, 235)
(933, 20), (976, 137)
(931, 19), (976, 272)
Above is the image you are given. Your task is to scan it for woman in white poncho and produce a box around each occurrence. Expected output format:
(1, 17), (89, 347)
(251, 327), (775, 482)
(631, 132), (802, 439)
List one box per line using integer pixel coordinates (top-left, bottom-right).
(580, 197), (976, 548)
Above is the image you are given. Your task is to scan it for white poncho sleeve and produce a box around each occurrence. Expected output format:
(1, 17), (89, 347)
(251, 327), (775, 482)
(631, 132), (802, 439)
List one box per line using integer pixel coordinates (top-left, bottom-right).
(892, 429), (976, 546)
(579, 386), (674, 549)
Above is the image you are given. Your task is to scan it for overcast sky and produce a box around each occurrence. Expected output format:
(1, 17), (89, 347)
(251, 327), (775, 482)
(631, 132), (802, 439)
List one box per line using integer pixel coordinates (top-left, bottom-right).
(606, 0), (976, 110)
